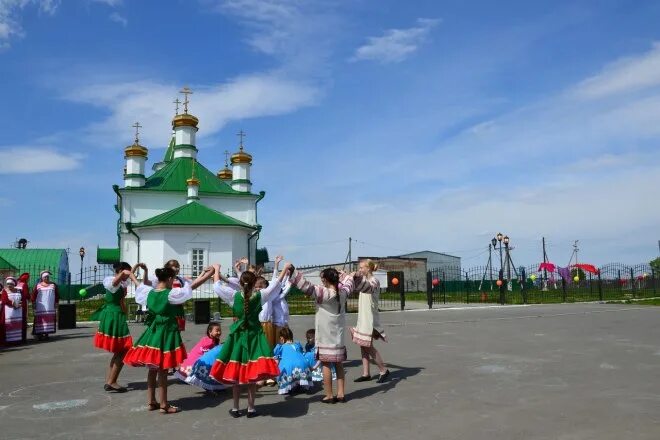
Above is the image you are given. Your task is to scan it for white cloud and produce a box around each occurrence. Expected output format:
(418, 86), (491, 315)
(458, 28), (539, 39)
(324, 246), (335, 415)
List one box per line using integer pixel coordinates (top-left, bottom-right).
(350, 18), (440, 64)
(57, 73), (320, 149)
(108, 11), (126, 27)
(0, 0), (59, 49)
(89, 0), (122, 6)
(0, 147), (83, 173)
(574, 42), (660, 100)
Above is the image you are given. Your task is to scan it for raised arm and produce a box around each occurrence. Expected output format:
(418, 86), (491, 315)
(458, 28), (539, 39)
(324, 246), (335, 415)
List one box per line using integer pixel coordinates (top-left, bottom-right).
(135, 263), (151, 286)
(134, 283), (153, 306)
(110, 270), (131, 287)
(279, 275), (292, 300)
(352, 275), (379, 294)
(103, 275), (123, 293)
(168, 280), (193, 304)
(259, 268), (287, 303)
(288, 268), (324, 300)
(191, 266), (214, 290)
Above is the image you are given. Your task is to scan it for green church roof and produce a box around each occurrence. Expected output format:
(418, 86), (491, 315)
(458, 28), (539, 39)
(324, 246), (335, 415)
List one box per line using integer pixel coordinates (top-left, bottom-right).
(122, 157), (252, 197)
(133, 201), (257, 229)
(0, 256), (17, 270)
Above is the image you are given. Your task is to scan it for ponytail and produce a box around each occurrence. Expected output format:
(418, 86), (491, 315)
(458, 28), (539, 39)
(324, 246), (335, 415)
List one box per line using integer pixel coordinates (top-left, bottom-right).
(320, 268), (342, 314)
(364, 259), (378, 274)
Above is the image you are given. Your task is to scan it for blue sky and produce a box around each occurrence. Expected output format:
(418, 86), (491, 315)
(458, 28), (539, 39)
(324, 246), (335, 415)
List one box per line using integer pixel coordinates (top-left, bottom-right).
(1, 0), (660, 272)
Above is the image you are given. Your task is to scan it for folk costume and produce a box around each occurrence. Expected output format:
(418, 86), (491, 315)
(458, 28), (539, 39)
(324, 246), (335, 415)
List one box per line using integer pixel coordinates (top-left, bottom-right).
(210, 280), (281, 384)
(273, 340), (312, 394)
(288, 270), (355, 363)
(188, 344), (227, 391)
(350, 276), (388, 347)
(92, 276), (133, 353)
(32, 271), (58, 338)
(1, 276), (29, 345)
(175, 335), (217, 383)
(123, 281), (192, 369)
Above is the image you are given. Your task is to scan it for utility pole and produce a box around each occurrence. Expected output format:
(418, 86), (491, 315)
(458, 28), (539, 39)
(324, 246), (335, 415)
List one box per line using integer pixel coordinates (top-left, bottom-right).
(348, 237), (352, 271)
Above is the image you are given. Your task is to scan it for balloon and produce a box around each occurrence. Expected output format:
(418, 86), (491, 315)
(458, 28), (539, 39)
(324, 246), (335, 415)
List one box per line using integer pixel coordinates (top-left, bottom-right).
(496, 279), (503, 286)
(573, 276), (580, 282)
(391, 277), (399, 286)
(530, 274), (537, 281)
(432, 278), (440, 286)
(79, 288), (87, 297)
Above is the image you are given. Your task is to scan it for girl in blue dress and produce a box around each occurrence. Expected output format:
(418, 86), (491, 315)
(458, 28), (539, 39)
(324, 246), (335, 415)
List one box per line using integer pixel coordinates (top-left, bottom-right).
(273, 327), (312, 395)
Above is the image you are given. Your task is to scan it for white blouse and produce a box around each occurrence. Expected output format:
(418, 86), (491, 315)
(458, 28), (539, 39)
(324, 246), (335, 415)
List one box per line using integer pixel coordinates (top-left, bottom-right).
(134, 281), (193, 306)
(213, 278), (281, 308)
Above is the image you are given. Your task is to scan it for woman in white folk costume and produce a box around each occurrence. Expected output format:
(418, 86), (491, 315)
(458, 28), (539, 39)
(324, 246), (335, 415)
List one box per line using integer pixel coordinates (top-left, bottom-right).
(1, 276), (29, 346)
(287, 265), (356, 403)
(350, 259), (390, 383)
(31, 271), (59, 341)
(271, 256), (292, 332)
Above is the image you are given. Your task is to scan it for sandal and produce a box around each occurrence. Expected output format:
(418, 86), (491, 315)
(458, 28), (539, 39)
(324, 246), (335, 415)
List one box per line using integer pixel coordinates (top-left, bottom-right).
(159, 405), (180, 414)
(147, 402), (159, 411)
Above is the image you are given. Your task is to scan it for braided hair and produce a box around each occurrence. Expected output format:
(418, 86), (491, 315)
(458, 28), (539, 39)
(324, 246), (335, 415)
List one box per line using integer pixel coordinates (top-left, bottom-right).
(239, 271), (257, 328)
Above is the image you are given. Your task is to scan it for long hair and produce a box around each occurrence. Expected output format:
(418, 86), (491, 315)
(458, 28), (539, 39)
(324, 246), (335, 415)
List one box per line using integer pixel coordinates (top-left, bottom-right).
(240, 271), (257, 328)
(112, 262), (131, 274)
(155, 267), (176, 283)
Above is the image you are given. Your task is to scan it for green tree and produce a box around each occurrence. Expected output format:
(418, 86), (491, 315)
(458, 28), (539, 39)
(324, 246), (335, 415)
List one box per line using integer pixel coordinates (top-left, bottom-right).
(650, 257), (660, 272)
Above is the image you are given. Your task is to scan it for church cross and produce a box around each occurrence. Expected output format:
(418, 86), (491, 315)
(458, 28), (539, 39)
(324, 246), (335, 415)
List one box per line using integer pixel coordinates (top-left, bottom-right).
(173, 98), (181, 115)
(132, 121), (142, 144)
(224, 150), (230, 167)
(180, 86), (193, 113)
(237, 130), (246, 150)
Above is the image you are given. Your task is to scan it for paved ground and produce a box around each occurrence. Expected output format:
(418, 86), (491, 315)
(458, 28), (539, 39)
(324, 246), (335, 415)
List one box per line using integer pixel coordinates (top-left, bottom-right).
(2, 304), (660, 440)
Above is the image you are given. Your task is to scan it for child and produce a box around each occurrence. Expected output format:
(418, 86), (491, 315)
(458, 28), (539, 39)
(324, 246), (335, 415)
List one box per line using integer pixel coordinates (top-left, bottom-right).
(303, 328), (335, 383)
(350, 259), (390, 383)
(124, 266), (214, 414)
(176, 321), (223, 390)
(273, 327), (312, 395)
(32, 271), (59, 341)
(92, 262), (138, 393)
(287, 265), (355, 403)
(189, 339), (227, 393)
(211, 264), (286, 418)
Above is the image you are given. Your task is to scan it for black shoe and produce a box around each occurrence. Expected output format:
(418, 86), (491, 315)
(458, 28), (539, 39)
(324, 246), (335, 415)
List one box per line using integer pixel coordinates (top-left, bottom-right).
(103, 384), (112, 392)
(321, 397), (336, 404)
(246, 410), (259, 418)
(335, 396), (347, 403)
(376, 370), (390, 383)
(105, 384), (128, 393)
(229, 409), (242, 418)
(353, 375), (372, 383)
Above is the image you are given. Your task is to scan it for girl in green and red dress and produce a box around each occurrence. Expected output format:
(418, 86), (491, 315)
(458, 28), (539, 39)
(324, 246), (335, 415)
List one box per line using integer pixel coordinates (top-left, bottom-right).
(211, 263), (287, 418)
(92, 262), (138, 393)
(124, 265), (214, 414)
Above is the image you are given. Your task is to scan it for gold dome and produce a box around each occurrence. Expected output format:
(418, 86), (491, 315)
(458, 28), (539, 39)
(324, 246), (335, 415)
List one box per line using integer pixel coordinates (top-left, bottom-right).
(124, 142), (148, 158)
(231, 148), (252, 164)
(186, 177), (200, 186)
(172, 113), (199, 128)
(217, 167), (233, 180)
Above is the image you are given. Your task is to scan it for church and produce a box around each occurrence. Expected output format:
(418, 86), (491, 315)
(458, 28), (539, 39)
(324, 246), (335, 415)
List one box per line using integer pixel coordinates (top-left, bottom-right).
(97, 88), (264, 277)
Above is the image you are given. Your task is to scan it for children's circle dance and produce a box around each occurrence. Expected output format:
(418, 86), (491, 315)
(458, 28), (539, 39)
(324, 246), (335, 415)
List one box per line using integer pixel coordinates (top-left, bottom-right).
(0, 256), (391, 418)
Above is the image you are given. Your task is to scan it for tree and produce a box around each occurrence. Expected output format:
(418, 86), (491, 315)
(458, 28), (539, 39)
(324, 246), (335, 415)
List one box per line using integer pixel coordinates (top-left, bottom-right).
(255, 248), (269, 266)
(650, 257), (660, 273)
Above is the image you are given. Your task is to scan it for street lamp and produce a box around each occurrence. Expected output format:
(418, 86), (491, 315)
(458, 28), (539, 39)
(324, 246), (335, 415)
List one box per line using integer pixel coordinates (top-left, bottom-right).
(79, 247), (85, 286)
(93, 265), (97, 284)
(494, 233), (505, 305)
(503, 236), (511, 287)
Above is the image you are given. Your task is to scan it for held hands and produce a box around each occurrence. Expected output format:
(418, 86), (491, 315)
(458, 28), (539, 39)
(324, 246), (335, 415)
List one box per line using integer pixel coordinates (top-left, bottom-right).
(275, 255), (284, 264)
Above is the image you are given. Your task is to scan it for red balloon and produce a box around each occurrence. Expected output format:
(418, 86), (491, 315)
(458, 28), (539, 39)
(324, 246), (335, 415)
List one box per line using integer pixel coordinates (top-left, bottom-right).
(496, 279), (503, 286)
(432, 278), (440, 286)
(391, 277), (399, 286)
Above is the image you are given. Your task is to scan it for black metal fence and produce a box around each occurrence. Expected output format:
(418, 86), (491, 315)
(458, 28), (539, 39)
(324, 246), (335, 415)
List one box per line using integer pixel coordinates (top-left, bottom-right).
(3, 262), (658, 323)
(427, 262), (658, 306)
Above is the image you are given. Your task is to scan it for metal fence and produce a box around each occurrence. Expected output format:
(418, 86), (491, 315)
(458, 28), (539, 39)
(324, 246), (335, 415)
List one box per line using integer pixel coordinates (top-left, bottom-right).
(427, 263), (658, 306)
(3, 262), (658, 322)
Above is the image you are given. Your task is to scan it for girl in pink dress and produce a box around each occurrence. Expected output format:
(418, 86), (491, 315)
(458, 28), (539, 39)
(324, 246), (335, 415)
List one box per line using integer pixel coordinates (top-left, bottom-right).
(175, 322), (222, 386)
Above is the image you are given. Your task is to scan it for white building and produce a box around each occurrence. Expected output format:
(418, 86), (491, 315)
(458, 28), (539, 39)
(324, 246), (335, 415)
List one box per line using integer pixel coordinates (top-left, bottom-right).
(97, 94), (265, 278)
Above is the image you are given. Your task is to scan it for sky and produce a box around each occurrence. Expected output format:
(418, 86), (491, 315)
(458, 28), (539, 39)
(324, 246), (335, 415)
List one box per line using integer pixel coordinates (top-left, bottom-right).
(1, 0), (659, 273)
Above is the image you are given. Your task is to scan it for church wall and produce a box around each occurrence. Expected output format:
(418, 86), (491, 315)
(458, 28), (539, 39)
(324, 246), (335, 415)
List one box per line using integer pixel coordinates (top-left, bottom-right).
(120, 192), (257, 225)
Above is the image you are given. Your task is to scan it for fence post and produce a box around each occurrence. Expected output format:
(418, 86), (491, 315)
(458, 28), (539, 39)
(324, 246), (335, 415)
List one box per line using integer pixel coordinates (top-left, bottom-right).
(561, 277), (567, 303)
(630, 268), (636, 299)
(653, 269), (657, 296)
(499, 269), (505, 305)
(521, 268), (527, 305)
(426, 271), (433, 309)
(442, 271), (446, 304)
(465, 271), (469, 304)
(598, 271), (603, 302)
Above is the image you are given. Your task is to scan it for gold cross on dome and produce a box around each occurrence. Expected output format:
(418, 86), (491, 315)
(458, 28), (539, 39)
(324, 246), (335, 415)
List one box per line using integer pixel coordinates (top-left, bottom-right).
(224, 150), (230, 167)
(237, 130), (246, 150)
(173, 98), (181, 115)
(132, 121), (142, 143)
(180, 86), (193, 113)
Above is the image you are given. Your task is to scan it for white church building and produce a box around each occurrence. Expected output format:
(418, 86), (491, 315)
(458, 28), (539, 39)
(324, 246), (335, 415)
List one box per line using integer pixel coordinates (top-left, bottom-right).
(97, 90), (264, 277)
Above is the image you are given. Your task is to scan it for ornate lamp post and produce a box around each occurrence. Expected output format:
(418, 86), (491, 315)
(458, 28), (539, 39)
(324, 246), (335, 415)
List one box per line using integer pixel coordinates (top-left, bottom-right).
(79, 247), (86, 286)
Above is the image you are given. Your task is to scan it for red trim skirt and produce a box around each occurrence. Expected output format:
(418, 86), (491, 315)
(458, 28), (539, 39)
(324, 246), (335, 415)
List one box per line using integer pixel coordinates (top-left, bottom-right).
(123, 345), (187, 369)
(94, 332), (133, 353)
(210, 357), (279, 385)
